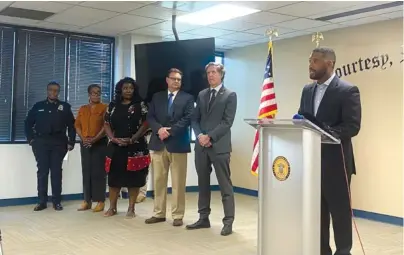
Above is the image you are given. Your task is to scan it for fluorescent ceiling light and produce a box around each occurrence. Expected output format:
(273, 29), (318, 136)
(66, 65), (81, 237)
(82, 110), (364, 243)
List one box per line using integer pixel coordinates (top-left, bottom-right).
(177, 4), (260, 26)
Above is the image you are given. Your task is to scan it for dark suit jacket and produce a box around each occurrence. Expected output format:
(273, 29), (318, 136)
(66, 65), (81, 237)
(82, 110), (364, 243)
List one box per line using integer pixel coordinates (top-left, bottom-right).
(147, 90), (194, 153)
(192, 86), (237, 154)
(298, 75), (361, 176)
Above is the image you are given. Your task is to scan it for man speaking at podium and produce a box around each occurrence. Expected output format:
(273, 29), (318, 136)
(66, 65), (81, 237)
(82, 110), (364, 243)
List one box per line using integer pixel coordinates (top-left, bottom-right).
(298, 47), (361, 255)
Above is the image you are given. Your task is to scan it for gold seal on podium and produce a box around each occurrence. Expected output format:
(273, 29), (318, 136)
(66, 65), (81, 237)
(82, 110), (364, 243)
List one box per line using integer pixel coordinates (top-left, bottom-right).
(272, 156), (290, 181)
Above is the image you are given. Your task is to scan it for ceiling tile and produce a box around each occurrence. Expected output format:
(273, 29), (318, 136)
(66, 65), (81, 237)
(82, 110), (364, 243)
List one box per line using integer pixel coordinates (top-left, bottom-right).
(163, 33), (209, 41)
(81, 14), (161, 34)
(274, 30), (312, 40)
(163, 32), (208, 41)
(231, 1), (301, 11)
(155, 1), (218, 12)
(244, 25), (296, 36)
(79, 1), (147, 13)
(35, 21), (82, 32)
(380, 10), (403, 19)
(57, 1), (83, 5)
(0, 1), (13, 11)
(130, 27), (173, 37)
(46, 6), (118, 26)
(128, 5), (187, 20)
(79, 26), (116, 36)
(218, 32), (266, 42)
(176, 1), (218, 12)
(147, 20), (202, 32)
(186, 27), (234, 37)
(11, 1), (73, 13)
(237, 11), (296, 25)
(245, 37), (270, 45)
(275, 18), (330, 30)
(309, 1), (401, 19)
(226, 40), (257, 48)
(271, 1), (363, 17)
(304, 23), (344, 33)
(214, 38), (239, 47)
(338, 15), (390, 27)
(0, 15), (40, 27)
(329, 5), (404, 23)
(208, 20), (265, 31)
(152, 1), (187, 9)
(131, 1), (157, 5)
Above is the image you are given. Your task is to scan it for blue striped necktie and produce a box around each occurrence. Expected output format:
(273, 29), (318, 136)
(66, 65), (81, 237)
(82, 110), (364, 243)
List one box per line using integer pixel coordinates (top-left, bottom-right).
(168, 93), (174, 115)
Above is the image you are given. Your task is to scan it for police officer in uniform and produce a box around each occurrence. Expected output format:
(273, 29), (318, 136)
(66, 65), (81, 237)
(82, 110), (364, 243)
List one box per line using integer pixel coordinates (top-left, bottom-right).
(25, 81), (76, 211)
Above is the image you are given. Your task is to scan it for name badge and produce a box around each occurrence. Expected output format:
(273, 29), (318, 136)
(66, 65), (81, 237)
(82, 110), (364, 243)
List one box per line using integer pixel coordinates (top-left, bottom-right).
(38, 109), (44, 112)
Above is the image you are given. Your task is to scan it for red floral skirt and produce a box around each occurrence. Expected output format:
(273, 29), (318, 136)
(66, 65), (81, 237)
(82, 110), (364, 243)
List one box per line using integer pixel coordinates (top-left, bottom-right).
(105, 155), (151, 173)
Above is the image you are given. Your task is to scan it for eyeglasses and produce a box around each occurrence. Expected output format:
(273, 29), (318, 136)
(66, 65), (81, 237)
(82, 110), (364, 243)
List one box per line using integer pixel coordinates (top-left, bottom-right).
(168, 77), (181, 82)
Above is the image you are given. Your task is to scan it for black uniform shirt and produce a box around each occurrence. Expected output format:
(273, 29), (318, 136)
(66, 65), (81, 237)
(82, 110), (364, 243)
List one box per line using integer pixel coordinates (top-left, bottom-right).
(24, 99), (76, 146)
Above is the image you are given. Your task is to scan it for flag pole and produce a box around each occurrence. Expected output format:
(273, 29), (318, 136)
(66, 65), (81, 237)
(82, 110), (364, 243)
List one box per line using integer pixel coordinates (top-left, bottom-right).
(251, 28), (279, 176)
(256, 28), (280, 255)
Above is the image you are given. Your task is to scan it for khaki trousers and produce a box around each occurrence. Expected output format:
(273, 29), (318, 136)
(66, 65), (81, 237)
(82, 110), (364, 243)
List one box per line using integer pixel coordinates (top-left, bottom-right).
(152, 148), (187, 220)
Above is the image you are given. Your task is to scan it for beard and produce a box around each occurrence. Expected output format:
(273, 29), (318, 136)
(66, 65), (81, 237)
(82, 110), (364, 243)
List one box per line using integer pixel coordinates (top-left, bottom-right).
(309, 68), (326, 80)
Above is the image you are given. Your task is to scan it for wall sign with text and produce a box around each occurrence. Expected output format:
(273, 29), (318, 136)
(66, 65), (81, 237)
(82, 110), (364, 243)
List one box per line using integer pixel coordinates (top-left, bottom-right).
(335, 47), (403, 78)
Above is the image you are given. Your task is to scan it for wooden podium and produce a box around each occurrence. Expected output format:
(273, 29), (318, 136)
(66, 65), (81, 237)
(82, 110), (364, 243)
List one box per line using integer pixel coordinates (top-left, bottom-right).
(245, 118), (340, 255)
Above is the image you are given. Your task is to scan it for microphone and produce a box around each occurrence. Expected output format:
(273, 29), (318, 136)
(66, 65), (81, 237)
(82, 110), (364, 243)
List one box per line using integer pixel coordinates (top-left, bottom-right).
(293, 114), (304, 119)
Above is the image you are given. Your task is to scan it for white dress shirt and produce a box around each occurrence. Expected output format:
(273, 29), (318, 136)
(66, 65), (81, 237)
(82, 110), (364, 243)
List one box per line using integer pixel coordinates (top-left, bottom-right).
(313, 73), (335, 116)
(209, 83), (222, 101)
(168, 89), (179, 100)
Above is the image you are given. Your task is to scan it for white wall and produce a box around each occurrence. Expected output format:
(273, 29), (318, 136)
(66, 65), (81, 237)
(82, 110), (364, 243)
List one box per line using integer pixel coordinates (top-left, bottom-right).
(0, 33), (218, 202)
(223, 18), (403, 218)
(0, 143), (209, 200)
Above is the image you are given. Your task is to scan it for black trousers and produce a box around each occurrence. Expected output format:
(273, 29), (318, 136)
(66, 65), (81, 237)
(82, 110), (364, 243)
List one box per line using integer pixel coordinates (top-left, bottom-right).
(80, 139), (107, 203)
(32, 138), (68, 205)
(321, 171), (352, 255)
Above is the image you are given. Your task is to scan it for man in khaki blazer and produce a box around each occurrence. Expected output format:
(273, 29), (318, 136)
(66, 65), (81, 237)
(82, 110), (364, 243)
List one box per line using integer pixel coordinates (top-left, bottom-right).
(145, 68), (194, 227)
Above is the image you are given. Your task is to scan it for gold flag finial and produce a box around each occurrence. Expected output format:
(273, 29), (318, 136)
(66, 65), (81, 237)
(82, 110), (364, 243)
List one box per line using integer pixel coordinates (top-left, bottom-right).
(312, 32), (324, 48)
(265, 28), (279, 42)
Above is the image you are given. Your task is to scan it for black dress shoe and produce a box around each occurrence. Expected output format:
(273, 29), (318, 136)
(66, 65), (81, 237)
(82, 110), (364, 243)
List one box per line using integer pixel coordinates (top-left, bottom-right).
(33, 203), (47, 211)
(186, 219), (211, 230)
(220, 225), (233, 236)
(53, 204), (63, 211)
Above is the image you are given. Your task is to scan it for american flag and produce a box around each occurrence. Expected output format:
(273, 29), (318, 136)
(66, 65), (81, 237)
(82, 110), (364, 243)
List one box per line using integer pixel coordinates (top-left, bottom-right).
(251, 41), (278, 176)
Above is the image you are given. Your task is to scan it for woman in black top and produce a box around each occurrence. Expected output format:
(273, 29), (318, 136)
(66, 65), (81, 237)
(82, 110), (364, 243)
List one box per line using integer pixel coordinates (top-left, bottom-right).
(104, 77), (150, 218)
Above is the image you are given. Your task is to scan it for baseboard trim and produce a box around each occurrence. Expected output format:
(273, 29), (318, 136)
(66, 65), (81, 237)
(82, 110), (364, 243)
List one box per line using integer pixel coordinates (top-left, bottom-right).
(1, 185), (402, 226)
(233, 186), (403, 227)
(0, 185), (221, 207)
(145, 185), (220, 198)
(352, 209), (403, 226)
(0, 193), (83, 207)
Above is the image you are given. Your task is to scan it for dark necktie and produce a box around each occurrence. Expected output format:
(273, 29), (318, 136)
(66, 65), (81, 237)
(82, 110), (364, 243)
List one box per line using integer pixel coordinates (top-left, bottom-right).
(208, 89), (216, 111)
(168, 93), (174, 115)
